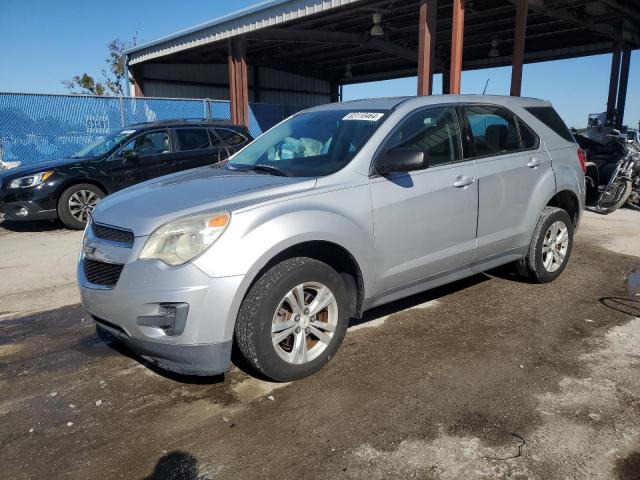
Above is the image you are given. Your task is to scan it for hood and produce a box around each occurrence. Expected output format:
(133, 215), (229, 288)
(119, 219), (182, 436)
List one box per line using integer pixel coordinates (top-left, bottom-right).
(0, 157), (83, 181)
(92, 167), (317, 236)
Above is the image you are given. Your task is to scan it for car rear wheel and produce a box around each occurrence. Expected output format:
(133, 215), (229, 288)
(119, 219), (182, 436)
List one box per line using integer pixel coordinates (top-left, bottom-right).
(58, 183), (105, 230)
(234, 257), (349, 382)
(517, 206), (574, 283)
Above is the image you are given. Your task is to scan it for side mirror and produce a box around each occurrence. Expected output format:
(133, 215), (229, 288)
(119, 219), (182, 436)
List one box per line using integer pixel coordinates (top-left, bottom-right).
(377, 148), (427, 175)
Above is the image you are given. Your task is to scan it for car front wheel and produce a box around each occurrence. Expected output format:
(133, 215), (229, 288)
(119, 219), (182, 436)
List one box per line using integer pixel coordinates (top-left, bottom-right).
(234, 257), (350, 382)
(58, 183), (105, 229)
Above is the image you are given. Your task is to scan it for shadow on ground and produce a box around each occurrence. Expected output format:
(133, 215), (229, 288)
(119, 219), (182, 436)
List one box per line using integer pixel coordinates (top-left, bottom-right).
(0, 219), (64, 233)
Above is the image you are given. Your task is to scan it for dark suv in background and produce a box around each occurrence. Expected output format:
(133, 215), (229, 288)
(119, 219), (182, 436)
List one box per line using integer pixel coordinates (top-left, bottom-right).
(0, 119), (252, 229)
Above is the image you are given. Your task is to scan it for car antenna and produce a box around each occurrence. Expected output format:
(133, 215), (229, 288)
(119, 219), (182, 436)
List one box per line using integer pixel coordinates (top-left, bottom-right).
(482, 78), (490, 95)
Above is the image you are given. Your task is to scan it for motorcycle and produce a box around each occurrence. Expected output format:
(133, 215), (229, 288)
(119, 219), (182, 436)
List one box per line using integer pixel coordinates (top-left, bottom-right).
(579, 134), (640, 215)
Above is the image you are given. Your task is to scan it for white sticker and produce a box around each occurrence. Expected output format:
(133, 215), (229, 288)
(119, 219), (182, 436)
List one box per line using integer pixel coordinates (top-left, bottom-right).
(121, 130), (136, 135)
(342, 112), (384, 121)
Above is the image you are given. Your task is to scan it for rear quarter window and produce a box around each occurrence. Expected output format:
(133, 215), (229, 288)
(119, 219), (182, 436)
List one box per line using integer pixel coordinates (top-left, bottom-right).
(525, 106), (575, 143)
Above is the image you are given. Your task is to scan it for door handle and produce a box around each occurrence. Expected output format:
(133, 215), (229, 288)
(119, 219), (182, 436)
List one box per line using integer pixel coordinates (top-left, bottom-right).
(526, 157), (542, 168)
(453, 175), (475, 188)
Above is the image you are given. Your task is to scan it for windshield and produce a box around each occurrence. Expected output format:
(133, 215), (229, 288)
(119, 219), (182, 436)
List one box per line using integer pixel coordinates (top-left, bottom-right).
(71, 129), (137, 158)
(226, 109), (388, 176)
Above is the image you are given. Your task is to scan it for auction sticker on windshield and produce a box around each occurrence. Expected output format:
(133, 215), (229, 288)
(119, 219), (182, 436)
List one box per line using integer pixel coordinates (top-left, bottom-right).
(342, 112), (384, 121)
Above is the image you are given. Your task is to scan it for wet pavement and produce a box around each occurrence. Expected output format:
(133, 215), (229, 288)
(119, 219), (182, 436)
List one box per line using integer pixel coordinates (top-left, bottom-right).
(1, 237), (640, 479)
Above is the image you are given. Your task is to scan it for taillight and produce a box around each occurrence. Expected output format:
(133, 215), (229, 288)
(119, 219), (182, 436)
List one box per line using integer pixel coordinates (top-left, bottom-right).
(577, 148), (587, 173)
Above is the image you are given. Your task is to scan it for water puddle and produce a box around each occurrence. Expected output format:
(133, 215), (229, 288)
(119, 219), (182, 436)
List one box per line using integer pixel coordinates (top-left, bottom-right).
(628, 269), (640, 295)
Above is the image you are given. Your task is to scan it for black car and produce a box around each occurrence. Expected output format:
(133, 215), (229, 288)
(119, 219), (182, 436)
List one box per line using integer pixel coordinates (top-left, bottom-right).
(0, 119), (252, 229)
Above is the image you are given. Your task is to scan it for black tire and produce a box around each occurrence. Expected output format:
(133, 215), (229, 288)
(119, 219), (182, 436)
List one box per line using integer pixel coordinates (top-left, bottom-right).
(594, 179), (632, 215)
(57, 183), (105, 230)
(516, 206), (574, 283)
(234, 257), (350, 382)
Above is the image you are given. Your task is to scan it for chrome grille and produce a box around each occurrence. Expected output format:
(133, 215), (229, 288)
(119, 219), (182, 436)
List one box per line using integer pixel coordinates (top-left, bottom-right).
(83, 259), (124, 287)
(91, 222), (134, 246)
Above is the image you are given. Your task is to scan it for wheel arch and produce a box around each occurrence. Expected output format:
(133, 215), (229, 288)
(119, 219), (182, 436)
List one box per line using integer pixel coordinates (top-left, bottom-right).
(243, 240), (365, 320)
(545, 189), (581, 227)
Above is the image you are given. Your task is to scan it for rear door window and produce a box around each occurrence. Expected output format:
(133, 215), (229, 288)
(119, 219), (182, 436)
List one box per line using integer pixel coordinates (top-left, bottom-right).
(464, 105), (521, 157)
(386, 106), (462, 167)
(214, 128), (246, 146)
(518, 119), (539, 149)
(175, 128), (211, 151)
(524, 106), (575, 143)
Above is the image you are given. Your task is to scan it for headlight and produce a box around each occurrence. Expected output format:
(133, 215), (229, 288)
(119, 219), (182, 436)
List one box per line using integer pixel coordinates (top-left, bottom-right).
(139, 212), (230, 266)
(8, 171), (53, 189)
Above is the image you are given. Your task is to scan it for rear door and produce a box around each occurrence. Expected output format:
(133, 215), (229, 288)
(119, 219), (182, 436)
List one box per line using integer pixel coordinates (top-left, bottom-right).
(107, 129), (172, 190)
(462, 104), (552, 264)
(170, 127), (217, 172)
(369, 105), (479, 292)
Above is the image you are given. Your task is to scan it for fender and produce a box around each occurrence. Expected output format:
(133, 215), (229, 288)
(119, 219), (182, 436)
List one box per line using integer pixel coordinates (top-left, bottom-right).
(192, 185), (375, 339)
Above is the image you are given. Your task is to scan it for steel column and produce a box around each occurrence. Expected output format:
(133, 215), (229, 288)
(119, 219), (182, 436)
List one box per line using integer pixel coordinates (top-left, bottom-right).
(449, 0), (465, 94)
(442, 69), (451, 94)
(130, 66), (144, 97)
(606, 40), (622, 126)
(615, 48), (631, 129)
(510, 0), (528, 96)
(228, 37), (249, 127)
(417, 0), (437, 95)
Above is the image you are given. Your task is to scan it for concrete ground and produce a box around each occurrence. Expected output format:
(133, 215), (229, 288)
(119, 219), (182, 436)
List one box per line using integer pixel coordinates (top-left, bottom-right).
(1, 210), (639, 479)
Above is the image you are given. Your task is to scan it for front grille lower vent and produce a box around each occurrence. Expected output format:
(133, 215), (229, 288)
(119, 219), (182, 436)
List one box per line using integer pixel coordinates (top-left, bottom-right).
(83, 259), (124, 287)
(91, 222), (134, 246)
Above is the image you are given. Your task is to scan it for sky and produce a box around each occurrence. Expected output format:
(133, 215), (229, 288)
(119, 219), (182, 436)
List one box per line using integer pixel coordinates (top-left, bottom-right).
(0, 0), (637, 129)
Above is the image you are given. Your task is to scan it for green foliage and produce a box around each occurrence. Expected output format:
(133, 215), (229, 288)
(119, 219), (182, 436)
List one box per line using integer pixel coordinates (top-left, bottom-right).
(62, 35), (137, 96)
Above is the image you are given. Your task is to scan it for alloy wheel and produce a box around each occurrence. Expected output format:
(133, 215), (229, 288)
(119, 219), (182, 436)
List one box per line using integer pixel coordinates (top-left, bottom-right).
(542, 220), (569, 272)
(68, 189), (99, 223)
(271, 282), (338, 364)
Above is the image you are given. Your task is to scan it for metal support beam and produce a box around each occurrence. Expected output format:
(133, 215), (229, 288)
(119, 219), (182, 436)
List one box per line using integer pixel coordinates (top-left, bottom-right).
(606, 39), (622, 126)
(228, 37), (249, 127)
(249, 28), (418, 63)
(417, 0), (437, 95)
(511, 0), (640, 45)
(615, 48), (631, 129)
(449, 0), (465, 94)
(130, 66), (144, 97)
(510, 0), (528, 96)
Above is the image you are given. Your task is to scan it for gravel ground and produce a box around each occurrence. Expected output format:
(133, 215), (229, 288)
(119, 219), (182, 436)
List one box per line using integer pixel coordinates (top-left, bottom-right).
(1, 210), (639, 479)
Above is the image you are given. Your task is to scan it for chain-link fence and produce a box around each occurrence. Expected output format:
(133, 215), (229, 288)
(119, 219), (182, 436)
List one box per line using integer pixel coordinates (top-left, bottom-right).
(0, 92), (304, 167)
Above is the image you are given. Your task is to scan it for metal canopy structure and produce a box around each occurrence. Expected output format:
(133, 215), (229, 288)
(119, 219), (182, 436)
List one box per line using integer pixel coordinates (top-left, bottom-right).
(126, 0), (639, 128)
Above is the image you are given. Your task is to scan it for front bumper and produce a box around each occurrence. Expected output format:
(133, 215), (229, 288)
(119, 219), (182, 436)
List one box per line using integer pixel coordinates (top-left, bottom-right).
(0, 200), (57, 221)
(95, 319), (232, 376)
(78, 231), (244, 376)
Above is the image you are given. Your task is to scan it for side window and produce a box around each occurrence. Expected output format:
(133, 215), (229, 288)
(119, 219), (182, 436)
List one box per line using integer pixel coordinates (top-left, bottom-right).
(465, 105), (520, 156)
(215, 128), (246, 146)
(121, 130), (170, 156)
(518, 119), (539, 149)
(175, 128), (211, 151)
(524, 106), (575, 143)
(387, 106), (462, 167)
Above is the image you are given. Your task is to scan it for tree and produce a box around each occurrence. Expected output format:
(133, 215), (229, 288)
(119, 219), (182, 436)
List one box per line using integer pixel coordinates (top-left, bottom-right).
(63, 35), (137, 96)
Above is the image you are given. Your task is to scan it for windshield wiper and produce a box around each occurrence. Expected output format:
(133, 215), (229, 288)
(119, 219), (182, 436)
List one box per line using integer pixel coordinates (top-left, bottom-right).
(245, 164), (290, 177)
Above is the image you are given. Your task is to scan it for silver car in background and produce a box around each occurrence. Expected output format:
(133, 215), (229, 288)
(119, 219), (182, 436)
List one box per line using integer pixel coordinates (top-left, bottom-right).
(78, 95), (585, 381)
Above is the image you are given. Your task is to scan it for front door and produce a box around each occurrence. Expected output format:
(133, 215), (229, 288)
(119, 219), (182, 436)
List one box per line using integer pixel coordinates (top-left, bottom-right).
(108, 129), (172, 190)
(370, 105), (479, 292)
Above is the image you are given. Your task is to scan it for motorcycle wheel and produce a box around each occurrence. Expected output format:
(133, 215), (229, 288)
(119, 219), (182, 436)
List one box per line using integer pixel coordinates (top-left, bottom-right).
(595, 179), (633, 215)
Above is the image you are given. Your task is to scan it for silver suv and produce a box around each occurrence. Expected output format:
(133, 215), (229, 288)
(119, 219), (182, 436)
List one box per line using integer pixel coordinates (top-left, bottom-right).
(78, 95), (585, 381)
